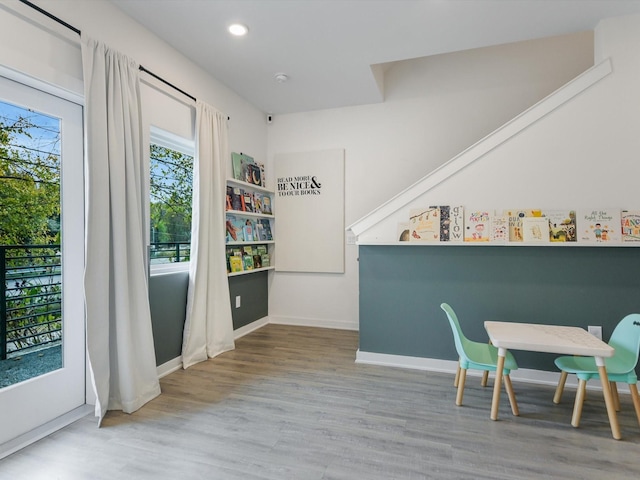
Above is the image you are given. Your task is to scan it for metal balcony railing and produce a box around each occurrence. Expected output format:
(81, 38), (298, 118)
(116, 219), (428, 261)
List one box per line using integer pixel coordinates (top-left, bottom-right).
(1, 245), (62, 360)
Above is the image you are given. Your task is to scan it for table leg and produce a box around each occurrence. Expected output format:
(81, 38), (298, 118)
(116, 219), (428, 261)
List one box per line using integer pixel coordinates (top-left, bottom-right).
(491, 347), (506, 420)
(596, 357), (621, 440)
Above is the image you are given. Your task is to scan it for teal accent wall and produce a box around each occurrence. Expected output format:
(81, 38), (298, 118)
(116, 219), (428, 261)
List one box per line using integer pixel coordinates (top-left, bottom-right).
(229, 270), (269, 330)
(359, 245), (640, 372)
(149, 270), (269, 366)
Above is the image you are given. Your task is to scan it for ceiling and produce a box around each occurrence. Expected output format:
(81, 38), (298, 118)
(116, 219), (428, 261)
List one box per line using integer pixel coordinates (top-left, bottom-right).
(110, 0), (640, 115)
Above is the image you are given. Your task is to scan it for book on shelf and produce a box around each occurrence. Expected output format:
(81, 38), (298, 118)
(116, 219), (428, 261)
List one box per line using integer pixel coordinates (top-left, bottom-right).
(543, 209), (577, 242)
(247, 163), (263, 187)
(230, 187), (242, 211)
(225, 186), (233, 211)
(253, 192), (264, 213)
(257, 218), (273, 240)
(578, 209), (621, 243)
(231, 152), (254, 182)
(409, 207), (440, 242)
(621, 210), (640, 242)
(490, 214), (509, 243)
(261, 253), (270, 267)
(241, 190), (254, 212)
(521, 216), (549, 242)
(464, 210), (491, 242)
(229, 255), (243, 273)
(261, 194), (273, 215)
(243, 253), (254, 270)
(256, 244), (268, 256)
(242, 220), (255, 242)
(256, 161), (265, 187)
(226, 215), (245, 242)
(502, 209), (542, 242)
(252, 254), (263, 268)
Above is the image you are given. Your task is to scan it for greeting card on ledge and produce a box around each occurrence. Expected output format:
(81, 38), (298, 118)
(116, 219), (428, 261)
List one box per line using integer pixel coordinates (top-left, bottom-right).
(621, 210), (640, 243)
(448, 206), (465, 242)
(464, 211), (490, 242)
(397, 222), (410, 242)
(578, 209), (621, 243)
(490, 215), (509, 243)
(502, 209), (542, 242)
(409, 207), (440, 242)
(543, 209), (577, 242)
(521, 217), (549, 243)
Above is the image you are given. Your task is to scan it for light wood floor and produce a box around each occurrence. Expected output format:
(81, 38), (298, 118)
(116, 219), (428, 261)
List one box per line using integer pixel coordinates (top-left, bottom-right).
(1, 324), (639, 479)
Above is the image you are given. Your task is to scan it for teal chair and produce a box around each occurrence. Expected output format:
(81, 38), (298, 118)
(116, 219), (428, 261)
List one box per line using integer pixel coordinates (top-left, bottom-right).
(553, 313), (640, 428)
(440, 303), (519, 414)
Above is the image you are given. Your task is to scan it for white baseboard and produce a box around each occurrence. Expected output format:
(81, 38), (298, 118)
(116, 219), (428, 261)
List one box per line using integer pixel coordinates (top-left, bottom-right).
(269, 314), (358, 331)
(157, 356), (183, 378)
(355, 350), (632, 394)
(234, 316), (270, 339)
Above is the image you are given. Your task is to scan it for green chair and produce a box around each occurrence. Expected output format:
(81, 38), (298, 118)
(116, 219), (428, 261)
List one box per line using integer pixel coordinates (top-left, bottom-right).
(440, 303), (519, 415)
(553, 313), (640, 428)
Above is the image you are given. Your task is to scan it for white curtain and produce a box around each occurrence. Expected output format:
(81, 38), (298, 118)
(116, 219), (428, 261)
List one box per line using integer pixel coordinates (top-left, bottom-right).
(182, 101), (235, 368)
(82, 36), (161, 424)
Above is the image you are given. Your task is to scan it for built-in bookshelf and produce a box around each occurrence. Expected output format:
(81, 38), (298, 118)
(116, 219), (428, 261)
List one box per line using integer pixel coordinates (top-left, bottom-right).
(225, 178), (275, 276)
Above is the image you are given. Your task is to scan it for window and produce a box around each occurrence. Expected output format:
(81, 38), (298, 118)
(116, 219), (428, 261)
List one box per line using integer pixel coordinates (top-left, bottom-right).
(149, 127), (194, 271)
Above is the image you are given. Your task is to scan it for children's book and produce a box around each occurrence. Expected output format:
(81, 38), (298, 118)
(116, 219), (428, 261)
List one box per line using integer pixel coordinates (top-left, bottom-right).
(578, 209), (622, 243)
(429, 206), (449, 241)
(242, 220), (255, 242)
(256, 245), (268, 256)
(621, 210), (640, 243)
(253, 192), (263, 213)
(241, 191), (254, 212)
(252, 254), (263, 268)
(225, 186), (233, 211)
(257, 219), (273, 240)
(409, 207), (440, 242)
(231, 152), (254, 182)
(229, 255), (243, 273)
(243, 254), (254, 270)
(262, 195), (273, 215)
(543, 209), (577, 242)
(247, 163), (262, 187)
(231, 187), (243, 211)
(225, 215), (245, 242)
(464, 211), (490, 242)
(521, 217), (549, 242)
(261, 253), (270, 267)
(490, 215), (509, 243)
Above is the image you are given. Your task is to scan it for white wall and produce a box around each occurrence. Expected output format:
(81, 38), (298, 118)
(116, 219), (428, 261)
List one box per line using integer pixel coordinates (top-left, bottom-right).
(267, 32), (595, 330)
(0, 0), (268, 176)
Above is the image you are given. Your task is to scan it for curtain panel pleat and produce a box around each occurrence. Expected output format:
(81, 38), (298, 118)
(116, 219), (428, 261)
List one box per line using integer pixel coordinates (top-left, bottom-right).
(81, 36), (161, 424)
(182, 101), (235, 368)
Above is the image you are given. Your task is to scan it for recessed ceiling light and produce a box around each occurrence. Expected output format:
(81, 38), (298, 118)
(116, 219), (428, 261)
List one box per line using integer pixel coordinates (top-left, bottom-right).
(228, 24), (248, 36)
(274, 73), (289, 83)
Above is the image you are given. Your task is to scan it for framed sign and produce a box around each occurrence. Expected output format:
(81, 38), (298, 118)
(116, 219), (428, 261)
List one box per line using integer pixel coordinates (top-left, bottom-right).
(274, 149), (345, 273)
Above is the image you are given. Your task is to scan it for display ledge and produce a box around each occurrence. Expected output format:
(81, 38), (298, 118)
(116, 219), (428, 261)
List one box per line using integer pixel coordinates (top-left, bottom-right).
(357, 241), (640, 247)
(227, 240), (275, 246)
(227, 178), (274, 194)
(228, 266), (275, 277)
(226, 209), (274, 219)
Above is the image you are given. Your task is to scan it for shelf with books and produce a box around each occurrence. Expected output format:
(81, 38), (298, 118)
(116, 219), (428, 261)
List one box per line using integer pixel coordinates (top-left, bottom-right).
(226, 169), (275, 276)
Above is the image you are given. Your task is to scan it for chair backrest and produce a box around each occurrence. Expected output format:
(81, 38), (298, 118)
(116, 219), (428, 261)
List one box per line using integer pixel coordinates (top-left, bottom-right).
(440, 303), (471, 359)
(607, 313), (640, 373)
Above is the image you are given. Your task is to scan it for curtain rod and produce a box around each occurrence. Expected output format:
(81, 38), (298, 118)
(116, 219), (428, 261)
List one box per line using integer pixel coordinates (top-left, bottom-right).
(19, 0), (208, 109)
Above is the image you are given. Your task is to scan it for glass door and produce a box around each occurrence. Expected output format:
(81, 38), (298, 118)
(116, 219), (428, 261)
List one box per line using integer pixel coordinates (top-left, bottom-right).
(0, 75), (84, 446)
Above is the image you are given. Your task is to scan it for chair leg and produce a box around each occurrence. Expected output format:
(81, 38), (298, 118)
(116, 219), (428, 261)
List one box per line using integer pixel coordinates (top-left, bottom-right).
(481, 370), (489, 387)
(571, 379), (587, 427)
(503, 374), (519, 416)
(628, 383), (640, 428)
(610, 381), (620, 412)
(454, 362), (460, 388)
(553, 371), (568, 404)
(456, 368), (467, 406)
